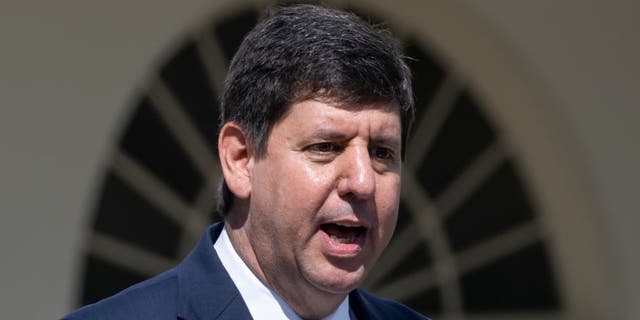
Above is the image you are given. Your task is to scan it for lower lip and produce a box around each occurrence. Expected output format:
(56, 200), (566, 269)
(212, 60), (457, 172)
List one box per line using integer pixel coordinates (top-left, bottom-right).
(319, 229), (366, 257)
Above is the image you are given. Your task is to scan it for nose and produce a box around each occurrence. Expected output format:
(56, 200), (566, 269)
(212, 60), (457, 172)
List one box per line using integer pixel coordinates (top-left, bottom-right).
(337, 146), (376, 200)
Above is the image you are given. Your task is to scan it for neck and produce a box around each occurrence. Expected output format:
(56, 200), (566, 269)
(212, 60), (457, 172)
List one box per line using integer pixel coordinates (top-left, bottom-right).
(223, 216), (347, 319)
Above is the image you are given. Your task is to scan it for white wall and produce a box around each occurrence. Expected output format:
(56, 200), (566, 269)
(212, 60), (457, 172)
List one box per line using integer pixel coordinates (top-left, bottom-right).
(0, 0), (637, 319)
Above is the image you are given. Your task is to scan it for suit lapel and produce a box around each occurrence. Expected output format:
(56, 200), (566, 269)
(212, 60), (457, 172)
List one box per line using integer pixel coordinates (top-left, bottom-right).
(349, 289), (382, 320)
(176, 222), (252, 320)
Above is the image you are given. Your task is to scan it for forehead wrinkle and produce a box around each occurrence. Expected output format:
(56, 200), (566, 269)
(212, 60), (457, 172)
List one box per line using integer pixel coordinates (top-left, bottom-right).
(309, 127), (350, 140)
(312, 110), (400, 139)
(284, 99), (401, 141)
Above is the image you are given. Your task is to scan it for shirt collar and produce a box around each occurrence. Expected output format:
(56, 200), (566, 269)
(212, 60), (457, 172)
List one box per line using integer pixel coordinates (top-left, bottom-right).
(214, 226), (351, 320)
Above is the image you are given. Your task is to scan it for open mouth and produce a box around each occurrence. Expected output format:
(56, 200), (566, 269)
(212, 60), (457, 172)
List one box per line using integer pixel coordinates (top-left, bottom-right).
(320, 223), (366, 245)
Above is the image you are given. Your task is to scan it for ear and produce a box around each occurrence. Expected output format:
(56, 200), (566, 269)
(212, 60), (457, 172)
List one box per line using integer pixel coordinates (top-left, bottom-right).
(218, 122), (254, 200)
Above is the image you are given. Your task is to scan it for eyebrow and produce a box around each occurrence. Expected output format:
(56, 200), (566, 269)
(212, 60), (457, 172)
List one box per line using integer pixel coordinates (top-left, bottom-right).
(311, 129), (401, 148)
(371, 135), (402, 149)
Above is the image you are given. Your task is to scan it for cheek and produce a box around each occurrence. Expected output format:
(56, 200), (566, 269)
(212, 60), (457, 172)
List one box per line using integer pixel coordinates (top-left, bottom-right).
(281, 161), (335, 205)
(378, 202), (398, 235)
(376, 178), (401, 239)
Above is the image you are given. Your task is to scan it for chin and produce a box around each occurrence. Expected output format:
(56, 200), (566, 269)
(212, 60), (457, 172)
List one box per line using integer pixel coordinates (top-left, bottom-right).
(306, 266), (367, 295)
(313, 281), (360, 296)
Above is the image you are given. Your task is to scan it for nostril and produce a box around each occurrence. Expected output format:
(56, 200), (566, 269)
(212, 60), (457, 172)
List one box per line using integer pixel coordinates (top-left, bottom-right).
(338, 190), (354, 200)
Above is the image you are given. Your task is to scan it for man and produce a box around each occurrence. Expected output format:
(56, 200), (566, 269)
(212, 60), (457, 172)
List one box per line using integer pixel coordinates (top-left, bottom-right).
(63, 4), (428, 320)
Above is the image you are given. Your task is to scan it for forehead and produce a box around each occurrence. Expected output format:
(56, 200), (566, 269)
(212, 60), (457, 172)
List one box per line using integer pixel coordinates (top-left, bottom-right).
(275, 99), (402, 137)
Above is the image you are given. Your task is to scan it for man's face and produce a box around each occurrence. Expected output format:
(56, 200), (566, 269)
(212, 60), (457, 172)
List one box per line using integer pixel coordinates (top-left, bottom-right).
(244, 99), (402, 299)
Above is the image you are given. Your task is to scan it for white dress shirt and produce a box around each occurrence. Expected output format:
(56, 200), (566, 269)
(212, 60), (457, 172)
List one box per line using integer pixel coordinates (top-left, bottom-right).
(214, 226), (352, 320)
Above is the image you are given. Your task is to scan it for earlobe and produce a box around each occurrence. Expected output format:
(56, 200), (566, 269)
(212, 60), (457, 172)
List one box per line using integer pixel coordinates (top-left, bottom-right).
(218, 122), (253, 199)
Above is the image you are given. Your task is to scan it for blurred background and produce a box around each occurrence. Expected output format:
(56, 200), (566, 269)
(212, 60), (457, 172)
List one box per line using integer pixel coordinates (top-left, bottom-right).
(1, 0), (638, 319)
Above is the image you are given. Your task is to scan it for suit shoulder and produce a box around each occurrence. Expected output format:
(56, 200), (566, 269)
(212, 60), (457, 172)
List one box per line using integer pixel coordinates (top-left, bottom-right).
(353, 289), (431, 320)
(60, 268), (179, 320)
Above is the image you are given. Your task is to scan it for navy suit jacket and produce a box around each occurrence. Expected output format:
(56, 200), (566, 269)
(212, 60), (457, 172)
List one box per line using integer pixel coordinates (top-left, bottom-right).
(62, 223), (429, 320)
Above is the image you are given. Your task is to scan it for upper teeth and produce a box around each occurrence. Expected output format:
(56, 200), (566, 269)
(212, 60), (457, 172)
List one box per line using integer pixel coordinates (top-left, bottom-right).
(336, 223), (360, 227)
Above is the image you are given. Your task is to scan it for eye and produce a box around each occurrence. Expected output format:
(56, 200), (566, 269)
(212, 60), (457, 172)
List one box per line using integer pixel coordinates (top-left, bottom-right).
(307, 142), (341, 154)
(370, 146), (396, 162)
(304, 142), (343, 162)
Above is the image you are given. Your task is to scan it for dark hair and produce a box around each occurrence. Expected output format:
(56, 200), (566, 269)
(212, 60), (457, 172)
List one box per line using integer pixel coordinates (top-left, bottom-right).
(217, 4), (414, 215)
